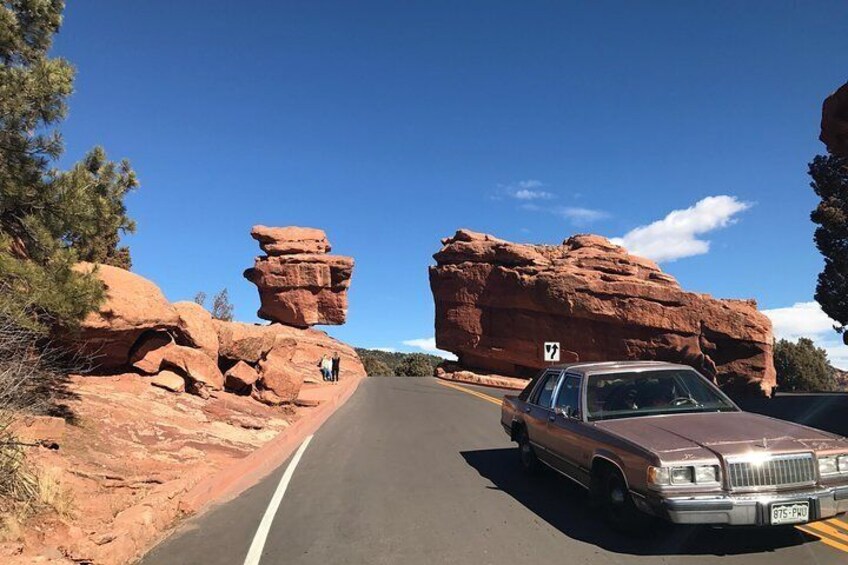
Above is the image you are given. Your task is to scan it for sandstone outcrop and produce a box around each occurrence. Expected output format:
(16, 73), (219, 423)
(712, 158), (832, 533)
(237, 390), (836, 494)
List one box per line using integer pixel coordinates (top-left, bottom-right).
(822, 81), (848, 158)
(214, 320), (366, 400)
(244, 225), (353, 327)
(71, 263), (180, 371)
(429, 229), (776, 395)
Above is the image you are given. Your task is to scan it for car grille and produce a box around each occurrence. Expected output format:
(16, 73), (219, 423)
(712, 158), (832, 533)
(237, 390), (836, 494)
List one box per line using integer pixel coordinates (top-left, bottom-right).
(727, 453), (816, 490)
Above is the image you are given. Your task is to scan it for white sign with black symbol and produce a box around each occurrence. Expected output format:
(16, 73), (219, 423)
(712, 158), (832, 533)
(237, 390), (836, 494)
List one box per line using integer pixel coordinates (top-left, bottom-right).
(544, 342), (560, 362)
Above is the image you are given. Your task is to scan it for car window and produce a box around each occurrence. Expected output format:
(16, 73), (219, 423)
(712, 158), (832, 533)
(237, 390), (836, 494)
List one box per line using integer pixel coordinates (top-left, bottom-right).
(518, 370), (545, 401)
(586, 369), (737, 421)
(555, 375), (581, 416)
(531, 372), (560, 407)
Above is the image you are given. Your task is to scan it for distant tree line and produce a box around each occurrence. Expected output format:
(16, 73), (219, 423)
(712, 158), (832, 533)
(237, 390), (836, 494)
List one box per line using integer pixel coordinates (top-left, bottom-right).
(355, 349), (443, 377)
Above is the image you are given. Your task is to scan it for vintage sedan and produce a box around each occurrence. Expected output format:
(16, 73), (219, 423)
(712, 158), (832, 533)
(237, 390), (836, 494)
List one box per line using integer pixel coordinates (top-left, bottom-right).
(500, 361), (848, 530)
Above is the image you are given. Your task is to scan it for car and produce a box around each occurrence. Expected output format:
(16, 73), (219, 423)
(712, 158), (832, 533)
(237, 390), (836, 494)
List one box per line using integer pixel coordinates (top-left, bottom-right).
(500, 361), (848, 531)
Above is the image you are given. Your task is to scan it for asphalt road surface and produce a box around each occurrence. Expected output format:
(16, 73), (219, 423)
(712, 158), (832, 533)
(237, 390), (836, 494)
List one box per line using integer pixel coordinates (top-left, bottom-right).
(142, 377), (848, 565)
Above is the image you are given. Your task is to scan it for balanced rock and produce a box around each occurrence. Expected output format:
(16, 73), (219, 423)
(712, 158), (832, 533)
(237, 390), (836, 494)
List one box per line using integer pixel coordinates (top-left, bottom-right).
(821, 81), (848, 158)
(70, 263), (180, 371)
(429, 230), (776, 395)
(244, 226), (353, 327)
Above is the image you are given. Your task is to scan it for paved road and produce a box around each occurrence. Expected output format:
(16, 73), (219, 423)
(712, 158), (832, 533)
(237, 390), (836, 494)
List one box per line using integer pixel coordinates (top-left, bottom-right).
(142, 377), (848, 565)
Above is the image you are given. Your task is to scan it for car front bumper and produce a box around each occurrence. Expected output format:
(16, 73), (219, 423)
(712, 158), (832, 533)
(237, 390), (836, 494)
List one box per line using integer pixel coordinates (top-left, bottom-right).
(637, 485), (848, 526)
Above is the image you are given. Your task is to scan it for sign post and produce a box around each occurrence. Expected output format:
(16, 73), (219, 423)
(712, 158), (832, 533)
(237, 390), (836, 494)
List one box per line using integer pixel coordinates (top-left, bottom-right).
(544, 342), (560, 363)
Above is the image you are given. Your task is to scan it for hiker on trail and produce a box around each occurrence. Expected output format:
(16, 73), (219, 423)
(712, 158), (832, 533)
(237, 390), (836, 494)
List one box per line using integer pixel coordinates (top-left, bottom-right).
(331, 353), (341, 383)
(318, 354), (332, 381)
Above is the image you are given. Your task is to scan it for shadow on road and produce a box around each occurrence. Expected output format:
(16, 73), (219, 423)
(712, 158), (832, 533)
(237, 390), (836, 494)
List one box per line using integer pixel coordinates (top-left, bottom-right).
(461, 447), (818, 557)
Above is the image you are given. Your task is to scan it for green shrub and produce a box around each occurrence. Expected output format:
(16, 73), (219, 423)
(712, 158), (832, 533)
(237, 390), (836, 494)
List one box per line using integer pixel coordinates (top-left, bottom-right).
(774, 338), (837, 392)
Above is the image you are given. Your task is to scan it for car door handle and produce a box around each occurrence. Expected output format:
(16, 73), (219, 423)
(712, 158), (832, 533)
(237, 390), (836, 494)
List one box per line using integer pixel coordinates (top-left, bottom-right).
(524, 406), (531, 413)
(548, 414), (556, 422)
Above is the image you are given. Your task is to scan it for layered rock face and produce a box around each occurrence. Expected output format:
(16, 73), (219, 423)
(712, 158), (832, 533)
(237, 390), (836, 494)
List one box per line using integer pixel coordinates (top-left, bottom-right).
(429, 230), (776, 395)
(244, 226), (354, 327)
(821, 81), (848, 158)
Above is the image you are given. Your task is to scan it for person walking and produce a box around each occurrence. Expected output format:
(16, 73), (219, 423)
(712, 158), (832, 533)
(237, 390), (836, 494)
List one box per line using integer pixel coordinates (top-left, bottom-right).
(331, 353), (341, 383)
(318, 354), (332, 382)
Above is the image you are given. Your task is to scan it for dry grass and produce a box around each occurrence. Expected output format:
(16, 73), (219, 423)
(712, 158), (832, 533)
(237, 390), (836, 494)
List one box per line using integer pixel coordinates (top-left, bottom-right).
(0, 290), (84, 524)
(36, 466), (74, 519)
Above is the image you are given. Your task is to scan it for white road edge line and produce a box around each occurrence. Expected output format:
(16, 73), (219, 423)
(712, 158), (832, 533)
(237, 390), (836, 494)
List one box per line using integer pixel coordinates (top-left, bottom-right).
(243, 435), (314, 565)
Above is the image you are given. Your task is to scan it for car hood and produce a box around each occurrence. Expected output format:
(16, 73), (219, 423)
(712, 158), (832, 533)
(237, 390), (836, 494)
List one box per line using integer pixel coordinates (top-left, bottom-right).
(594, 411), (848, 462)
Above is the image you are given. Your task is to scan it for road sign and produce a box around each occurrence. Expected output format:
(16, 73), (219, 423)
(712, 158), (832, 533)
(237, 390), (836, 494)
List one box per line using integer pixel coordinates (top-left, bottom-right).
(544, 342), (560, 362)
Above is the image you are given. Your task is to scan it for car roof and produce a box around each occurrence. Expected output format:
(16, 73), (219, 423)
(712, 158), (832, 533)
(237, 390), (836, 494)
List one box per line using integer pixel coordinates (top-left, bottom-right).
(543, 360), (693, 377)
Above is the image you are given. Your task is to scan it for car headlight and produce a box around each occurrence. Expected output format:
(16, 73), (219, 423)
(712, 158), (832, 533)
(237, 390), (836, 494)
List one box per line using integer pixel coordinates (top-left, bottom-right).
(647, 465), (720, 488)
(694, 465), (719, 484)
(820, 454), (848, 476)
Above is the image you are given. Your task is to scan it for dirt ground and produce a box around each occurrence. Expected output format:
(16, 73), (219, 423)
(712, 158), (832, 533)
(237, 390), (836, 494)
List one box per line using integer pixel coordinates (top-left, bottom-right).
(0, 373), (326, 564)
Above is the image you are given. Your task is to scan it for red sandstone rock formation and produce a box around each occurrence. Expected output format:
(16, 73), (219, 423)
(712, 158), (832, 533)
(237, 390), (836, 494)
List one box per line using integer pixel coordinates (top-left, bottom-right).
(68, 247), (364, 404)
(822, 81), (848, 158)
(244, 225), (354, 327)
(429, 229), (776, 395)
(71, 263), (180, 371)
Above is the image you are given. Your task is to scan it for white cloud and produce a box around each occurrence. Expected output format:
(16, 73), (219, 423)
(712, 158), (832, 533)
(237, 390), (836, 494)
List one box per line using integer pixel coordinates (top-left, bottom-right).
(499, 180), (554, 201)
(554, 206), (609, 224)
(373, 347), (398, 353)
(763, 301), (848, 369)
(610, 195), (751, 263)
(402, 337), (458, 360)
(763, 302), (838, 340)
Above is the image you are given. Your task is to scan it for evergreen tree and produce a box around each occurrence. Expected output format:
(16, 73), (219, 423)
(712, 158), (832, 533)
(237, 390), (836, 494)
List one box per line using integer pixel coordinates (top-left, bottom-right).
(0, 1), (139, 332)
(774, 338), (836, 392)
(809, 154), (848, 340)
(210, 288), (234, 321)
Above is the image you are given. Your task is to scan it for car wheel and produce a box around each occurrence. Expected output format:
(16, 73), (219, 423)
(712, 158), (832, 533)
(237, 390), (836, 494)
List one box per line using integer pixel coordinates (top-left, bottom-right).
(517, 428), (540, 473)
(601, 468), (645, 534)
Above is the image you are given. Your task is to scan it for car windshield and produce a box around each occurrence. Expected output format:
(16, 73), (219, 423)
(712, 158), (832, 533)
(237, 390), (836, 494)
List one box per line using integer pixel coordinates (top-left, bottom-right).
(586, 369), (737, 421)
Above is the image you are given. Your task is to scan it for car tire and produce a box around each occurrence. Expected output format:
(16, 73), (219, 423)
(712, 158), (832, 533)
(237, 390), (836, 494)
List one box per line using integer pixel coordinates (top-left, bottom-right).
(517, 428), (540, 474)
(600, 468), (646, 534)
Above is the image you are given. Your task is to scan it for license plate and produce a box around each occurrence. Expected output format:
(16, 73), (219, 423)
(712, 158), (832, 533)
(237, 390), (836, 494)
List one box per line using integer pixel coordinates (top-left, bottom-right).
(770, 501), (809, 525)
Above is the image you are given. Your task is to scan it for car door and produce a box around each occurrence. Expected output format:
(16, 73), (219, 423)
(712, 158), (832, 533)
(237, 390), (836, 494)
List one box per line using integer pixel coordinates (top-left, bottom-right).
(523, 370), (563, 465)
(545, 374), (591, 485)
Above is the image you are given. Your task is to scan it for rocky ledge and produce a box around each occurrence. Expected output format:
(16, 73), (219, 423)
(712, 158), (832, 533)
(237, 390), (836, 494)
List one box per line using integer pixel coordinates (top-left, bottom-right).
(429, 229), (776, 395)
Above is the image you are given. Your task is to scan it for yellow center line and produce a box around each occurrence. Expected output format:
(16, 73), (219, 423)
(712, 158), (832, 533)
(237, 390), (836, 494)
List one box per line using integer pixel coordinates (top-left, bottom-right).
(797, 523), (848, 554)
(437, 379), (503, 406)
(437, 379), (848, 557)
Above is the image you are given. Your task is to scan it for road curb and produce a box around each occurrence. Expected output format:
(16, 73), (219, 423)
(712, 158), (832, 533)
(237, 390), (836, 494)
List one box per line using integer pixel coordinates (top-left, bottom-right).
(435, 371), (526, 391)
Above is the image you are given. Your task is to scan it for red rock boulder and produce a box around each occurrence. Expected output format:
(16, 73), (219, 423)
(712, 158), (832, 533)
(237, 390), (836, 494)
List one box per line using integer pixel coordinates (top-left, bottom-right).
(821, 81), (848, 158)
(429, 230), (776, 395)
(69, 263), (180, 371)
(174, 301), (219, 361)
(243, 226), (353, 327)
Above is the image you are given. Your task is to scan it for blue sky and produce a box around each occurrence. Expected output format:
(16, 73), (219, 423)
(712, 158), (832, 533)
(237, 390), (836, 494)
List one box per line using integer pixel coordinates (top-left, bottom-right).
(52, 2), (848, 364)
